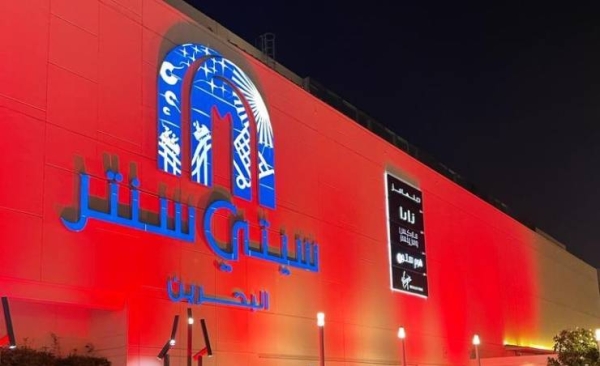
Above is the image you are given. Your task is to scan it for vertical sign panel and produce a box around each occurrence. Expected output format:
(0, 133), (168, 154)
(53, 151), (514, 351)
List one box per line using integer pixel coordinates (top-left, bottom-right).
(386, 173), (428, 297)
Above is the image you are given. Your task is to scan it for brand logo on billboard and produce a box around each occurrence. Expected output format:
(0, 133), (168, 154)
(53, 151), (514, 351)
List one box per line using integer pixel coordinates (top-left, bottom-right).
(399, 227), (419, 248)
(157, 43), (275, 208)
(391, 183), (421, 204)
(401, 271), (412, 290)
(396, 252), (424, 270)
(401, 270), (425, 293)
(399, 206), (416, 224)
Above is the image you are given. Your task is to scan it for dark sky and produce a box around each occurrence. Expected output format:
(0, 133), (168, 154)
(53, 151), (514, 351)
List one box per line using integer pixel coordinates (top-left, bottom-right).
(185, 1), (600, 267)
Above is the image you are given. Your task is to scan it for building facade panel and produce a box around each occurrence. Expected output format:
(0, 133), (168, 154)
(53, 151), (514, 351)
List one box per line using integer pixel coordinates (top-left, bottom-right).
(0, 1), (598, 365)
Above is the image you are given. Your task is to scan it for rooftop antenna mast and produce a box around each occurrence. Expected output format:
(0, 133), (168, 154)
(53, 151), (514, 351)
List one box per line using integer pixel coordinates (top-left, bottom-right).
(257, 32), (276, 68)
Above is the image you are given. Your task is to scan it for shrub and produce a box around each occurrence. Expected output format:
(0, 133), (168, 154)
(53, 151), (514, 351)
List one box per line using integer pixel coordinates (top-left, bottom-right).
(548, 328), (600, 366)
(0, 348), (110, 366)
(58, 355), (111, 366)
(0, 347), (57, 366)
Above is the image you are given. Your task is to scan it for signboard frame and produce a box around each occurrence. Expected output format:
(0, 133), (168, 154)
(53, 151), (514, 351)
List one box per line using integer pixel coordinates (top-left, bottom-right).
(384, 171), (429, 298)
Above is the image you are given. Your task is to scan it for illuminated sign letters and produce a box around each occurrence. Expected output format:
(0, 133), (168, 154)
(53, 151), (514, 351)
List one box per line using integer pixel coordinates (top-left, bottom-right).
(386, 173), (428, 297)
(167, 277), (269, 311)
(157, 43), (275, 208)
(61, 43), (320, 311)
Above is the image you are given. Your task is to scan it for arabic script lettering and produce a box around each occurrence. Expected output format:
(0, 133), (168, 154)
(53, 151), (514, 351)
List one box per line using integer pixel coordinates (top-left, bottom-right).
(167, 277), (269, 311)
(61, 170), (319, 275)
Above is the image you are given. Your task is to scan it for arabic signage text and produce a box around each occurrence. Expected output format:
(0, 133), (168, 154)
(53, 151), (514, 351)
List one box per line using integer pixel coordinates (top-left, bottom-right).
(386, 173), (428, 297)
(61, 170), (319, 276)
(61, 42), (321, 313)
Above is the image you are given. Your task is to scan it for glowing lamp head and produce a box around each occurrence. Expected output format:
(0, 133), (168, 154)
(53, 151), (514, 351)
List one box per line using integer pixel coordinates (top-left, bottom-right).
(9, 345), (16, 350)
(317, 312), (325, 327)
(398, 327), (406, 339)
(472, 334), (480, 346)
(169, 339), (176, 346)
(187, 308), (193, 325)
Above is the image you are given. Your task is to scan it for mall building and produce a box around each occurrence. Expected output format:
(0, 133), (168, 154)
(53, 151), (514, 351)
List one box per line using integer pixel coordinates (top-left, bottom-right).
(0, 0), (599, 365)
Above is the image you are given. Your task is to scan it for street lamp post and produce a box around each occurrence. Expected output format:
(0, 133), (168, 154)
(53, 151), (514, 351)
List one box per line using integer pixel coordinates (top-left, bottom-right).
(472, 334), (481, 366)
(157, 315), (179, 366)
(595, 329), (600, 359)
(187, 308), (194, 366)
(398, 327), (407, 366)
(317, 312), (325, 366)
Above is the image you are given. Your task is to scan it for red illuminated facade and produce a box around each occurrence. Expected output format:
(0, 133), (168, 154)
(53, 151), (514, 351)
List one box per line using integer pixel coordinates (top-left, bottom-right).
(1, 1), (599, 365)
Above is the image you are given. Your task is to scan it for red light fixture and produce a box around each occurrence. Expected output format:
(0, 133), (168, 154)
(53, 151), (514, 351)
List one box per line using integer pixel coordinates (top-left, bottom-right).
(193, 319), (213, 366)
(157, 315), (179, 366)
(0, 297), (16, 350)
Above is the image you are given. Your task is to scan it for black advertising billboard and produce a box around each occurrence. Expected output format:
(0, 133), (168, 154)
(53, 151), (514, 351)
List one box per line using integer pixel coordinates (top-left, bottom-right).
(386, 173), (428, 297)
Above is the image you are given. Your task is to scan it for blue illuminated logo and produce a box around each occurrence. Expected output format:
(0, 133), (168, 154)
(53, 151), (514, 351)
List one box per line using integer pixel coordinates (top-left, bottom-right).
(157, 43), (275, 209)
(60, 43), (319, 278)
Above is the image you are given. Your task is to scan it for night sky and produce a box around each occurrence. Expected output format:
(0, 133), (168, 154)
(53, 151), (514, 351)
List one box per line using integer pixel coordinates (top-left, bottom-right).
(185, 1), (600, 268)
